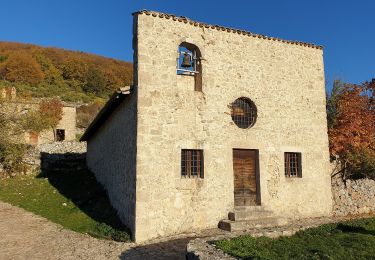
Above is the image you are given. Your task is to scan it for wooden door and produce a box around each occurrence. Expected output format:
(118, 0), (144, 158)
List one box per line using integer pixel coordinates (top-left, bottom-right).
(29, 132), (39, 146)
(233, 149), (258, 206)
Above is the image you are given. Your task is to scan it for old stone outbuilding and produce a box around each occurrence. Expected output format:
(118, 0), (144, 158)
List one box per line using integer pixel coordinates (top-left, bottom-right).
(0, 87), (77, 145)
(81, 10), (332, 242)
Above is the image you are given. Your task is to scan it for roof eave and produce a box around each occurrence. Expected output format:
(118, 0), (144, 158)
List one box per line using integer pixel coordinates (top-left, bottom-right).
(132, 10), (323, 50)
(80, 86), (132, 142)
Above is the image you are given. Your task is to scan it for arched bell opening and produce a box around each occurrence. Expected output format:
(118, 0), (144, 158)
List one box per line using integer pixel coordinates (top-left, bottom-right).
(177, 42), (202, 92)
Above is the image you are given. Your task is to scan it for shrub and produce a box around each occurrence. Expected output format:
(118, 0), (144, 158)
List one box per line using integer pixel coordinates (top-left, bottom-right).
(345, 148), (375, 180)
(77, 101), (103, 128)
(91, 222), (130, 242)
(0, 142), (28, 175)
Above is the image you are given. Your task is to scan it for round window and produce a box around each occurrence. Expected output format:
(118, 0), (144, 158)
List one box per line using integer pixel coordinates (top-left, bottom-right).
(231, 97), (257, 129)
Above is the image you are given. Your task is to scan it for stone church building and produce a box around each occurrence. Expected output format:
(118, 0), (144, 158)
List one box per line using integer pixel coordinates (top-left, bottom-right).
(81, 10), (332, 242)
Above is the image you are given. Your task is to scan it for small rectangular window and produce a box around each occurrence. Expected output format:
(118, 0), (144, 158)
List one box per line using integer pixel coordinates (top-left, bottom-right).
(181, 149), (204, 178)
(56, 129), (65, 142)
(284, 152), (302, 178)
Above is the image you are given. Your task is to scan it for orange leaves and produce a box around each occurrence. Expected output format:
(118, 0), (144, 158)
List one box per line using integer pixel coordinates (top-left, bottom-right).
(39, 97), (63, 129)
(328, 82), (375, 156)
(0, 41), (133, 100)
(0, 51), (44, 85)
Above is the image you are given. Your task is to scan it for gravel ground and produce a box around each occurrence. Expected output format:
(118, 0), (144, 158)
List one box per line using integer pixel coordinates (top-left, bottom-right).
(0, 202), (205, 260)
(1, 201), (372, 260)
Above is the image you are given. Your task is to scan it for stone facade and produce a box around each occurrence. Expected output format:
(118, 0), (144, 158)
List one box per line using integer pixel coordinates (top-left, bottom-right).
(84, 10), (332, 242)
(36, 105), (77, 144)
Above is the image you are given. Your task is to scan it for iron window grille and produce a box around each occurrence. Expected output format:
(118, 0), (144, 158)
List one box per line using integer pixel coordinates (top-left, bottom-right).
(181, 149), (204, 178)
(231, 97), (257, 129)
(284, 152), (302, 178)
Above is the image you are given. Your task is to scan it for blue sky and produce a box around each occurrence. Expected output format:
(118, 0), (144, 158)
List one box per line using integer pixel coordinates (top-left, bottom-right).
(0, 0), (374, 89)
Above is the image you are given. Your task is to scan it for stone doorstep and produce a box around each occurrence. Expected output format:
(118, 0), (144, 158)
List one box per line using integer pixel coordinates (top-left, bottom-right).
(221, 206), (288, 232)
(228, 207), (274, 221)
(219, 217), (288, 232)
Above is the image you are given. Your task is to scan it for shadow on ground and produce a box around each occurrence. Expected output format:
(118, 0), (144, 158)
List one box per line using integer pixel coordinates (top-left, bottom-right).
(119, 237), (192, 260)
(337, 223), (375, 236)
(38, 152), (195, 257)
(38, 152), (130, 237)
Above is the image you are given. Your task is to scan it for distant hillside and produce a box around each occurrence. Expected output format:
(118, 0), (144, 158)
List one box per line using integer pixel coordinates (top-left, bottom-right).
(0, 41), (133, 103)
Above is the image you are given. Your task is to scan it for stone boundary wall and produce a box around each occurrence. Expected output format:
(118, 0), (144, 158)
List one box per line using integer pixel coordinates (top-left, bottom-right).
(1, 141), (87, 178)
(38, 142), (87, 173)
(37, 141), (86, 154)
(332, 175), (375, 216)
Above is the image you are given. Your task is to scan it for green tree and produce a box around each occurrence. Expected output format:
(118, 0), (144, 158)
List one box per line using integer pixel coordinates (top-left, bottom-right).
(61, 58), (88, 82)
(22, 110), (48, 134)
(83, 67), (107, 96)
(326, 79), (344, 129)
(34, 53), (64, 86)
(0, 100), (29, 175)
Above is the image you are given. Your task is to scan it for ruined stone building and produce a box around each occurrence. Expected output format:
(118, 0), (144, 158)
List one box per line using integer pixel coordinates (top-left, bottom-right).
(0, 87), (77, 145)
(29, 104), (76, 145)
(81, 10), (332, 242)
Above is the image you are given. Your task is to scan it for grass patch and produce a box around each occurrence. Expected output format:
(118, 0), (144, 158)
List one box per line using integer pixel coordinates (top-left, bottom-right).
(0, 168), (131, 242)
(214, 218), (375, 259)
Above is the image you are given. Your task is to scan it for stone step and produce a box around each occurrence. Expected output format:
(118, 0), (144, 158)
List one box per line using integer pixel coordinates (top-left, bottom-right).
(234, 206), (268, 212)
(228, 210), (274, 221)
(228, 206), (274, 221)
(219, 217), (288, 232)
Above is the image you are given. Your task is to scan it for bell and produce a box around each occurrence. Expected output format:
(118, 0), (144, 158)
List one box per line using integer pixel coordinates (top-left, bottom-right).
(181, 53), (191, 68)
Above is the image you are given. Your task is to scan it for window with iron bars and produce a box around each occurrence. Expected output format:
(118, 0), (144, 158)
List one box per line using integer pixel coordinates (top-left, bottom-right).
(181, 149), (204, 178)
(284, 152), (302, 178)
(231, 97), (257, 129)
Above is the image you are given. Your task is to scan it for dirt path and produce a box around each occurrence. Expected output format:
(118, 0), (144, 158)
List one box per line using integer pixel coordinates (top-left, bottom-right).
(2, 201), (371, 260)
(0, 202), (202, 260)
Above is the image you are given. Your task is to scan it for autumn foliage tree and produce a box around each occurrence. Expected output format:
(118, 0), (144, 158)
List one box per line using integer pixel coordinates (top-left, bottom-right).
(39, 97), (63, 141)
(0, 41), (133, 102)
(0, 52), (44, 84)
(328, 79), (375, 179)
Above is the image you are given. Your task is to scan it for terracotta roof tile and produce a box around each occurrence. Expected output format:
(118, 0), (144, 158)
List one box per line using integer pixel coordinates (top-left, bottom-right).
(133, 10), (323, 50)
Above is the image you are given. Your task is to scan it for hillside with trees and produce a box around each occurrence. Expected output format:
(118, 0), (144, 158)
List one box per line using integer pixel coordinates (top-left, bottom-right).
(0, 41), (133, 103)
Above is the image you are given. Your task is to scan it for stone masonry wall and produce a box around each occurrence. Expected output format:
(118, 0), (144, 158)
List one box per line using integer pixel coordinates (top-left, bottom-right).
(86, 94), (137, 239)
(1, 141), (86, 178)
(0, 101), (76, 145)
(332, 175), (375, 216)
(38, 106), (77, 144)
(134, 12), (332, 242)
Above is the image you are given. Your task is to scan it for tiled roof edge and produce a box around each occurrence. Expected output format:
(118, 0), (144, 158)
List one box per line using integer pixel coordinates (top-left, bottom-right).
(132, 10), (323, 50)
